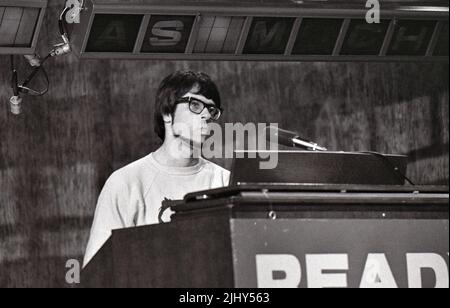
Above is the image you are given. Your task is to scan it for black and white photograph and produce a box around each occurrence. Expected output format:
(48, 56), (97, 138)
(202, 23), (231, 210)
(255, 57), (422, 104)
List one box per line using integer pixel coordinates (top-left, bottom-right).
(0, 0), (448, 292)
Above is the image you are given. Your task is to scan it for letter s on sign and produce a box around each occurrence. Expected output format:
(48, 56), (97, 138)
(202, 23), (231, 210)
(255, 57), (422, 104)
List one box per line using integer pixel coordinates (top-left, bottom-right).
(150, 20), (184, 47)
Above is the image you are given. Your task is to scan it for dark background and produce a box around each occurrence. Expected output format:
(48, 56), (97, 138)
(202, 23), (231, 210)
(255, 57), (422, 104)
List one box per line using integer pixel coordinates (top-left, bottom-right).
(0, 1), (448, 287)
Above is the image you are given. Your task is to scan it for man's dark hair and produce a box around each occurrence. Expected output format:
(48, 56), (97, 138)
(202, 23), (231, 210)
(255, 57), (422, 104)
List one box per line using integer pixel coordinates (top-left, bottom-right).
(154, 71), (221, 141)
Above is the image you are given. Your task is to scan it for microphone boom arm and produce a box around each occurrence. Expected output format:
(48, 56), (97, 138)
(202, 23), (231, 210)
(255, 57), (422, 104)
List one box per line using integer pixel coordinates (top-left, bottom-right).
(292, 138), (327, 151)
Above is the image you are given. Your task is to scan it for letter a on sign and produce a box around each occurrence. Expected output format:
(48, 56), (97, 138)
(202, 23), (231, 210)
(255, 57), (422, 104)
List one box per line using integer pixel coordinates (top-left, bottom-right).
(360, 254), (398, 288)
(99, 21), (127, 42)
(86, 14), (143, 52)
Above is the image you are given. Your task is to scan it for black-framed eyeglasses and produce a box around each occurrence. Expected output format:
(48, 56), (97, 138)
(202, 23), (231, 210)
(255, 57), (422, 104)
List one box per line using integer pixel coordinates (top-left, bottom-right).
(175, 96), (222, 121)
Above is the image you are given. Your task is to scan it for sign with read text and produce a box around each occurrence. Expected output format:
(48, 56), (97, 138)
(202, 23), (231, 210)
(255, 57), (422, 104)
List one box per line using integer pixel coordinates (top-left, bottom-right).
(231, 219), (449, 288)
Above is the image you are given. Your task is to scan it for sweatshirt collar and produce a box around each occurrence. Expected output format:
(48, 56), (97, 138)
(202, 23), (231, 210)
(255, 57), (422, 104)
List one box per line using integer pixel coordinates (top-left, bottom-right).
(146, 152), (206, 176)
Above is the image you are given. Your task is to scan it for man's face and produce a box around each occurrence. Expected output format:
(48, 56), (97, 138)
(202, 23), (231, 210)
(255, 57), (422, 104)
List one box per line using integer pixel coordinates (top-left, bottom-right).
(171, 92), (217, 147)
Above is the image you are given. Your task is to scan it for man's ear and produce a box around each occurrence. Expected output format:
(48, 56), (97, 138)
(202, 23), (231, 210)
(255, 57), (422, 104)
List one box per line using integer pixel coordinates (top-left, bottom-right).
(163, 113), (172, 124)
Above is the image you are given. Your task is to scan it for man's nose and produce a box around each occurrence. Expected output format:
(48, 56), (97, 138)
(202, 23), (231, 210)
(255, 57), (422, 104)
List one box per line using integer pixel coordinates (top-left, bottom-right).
(201, 108), (211, 120)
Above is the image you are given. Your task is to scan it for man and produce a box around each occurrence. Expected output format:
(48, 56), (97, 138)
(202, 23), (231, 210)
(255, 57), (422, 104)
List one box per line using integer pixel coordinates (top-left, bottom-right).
(83, 71), (230, 267)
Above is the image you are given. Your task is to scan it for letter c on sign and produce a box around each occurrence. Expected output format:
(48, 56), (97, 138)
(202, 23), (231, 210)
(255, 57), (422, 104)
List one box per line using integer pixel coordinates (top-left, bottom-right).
(150, 20), (184, 47)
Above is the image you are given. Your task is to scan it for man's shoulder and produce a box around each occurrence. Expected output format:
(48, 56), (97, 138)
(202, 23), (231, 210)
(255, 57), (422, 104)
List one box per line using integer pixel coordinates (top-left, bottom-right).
(201, 159), (231, 186)
(107, 155), (155, 188)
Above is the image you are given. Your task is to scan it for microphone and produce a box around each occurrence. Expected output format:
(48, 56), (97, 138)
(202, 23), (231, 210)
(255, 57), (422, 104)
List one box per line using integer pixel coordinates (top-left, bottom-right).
(266, 126), (327, 151)
(24, 54), (41, 67)
(10, 64), (22, 115)
(9, 96), (22, 115)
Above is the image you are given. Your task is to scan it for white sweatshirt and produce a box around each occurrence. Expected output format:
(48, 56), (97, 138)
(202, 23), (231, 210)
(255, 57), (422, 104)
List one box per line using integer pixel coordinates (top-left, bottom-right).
(83, 153), (230, 267)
